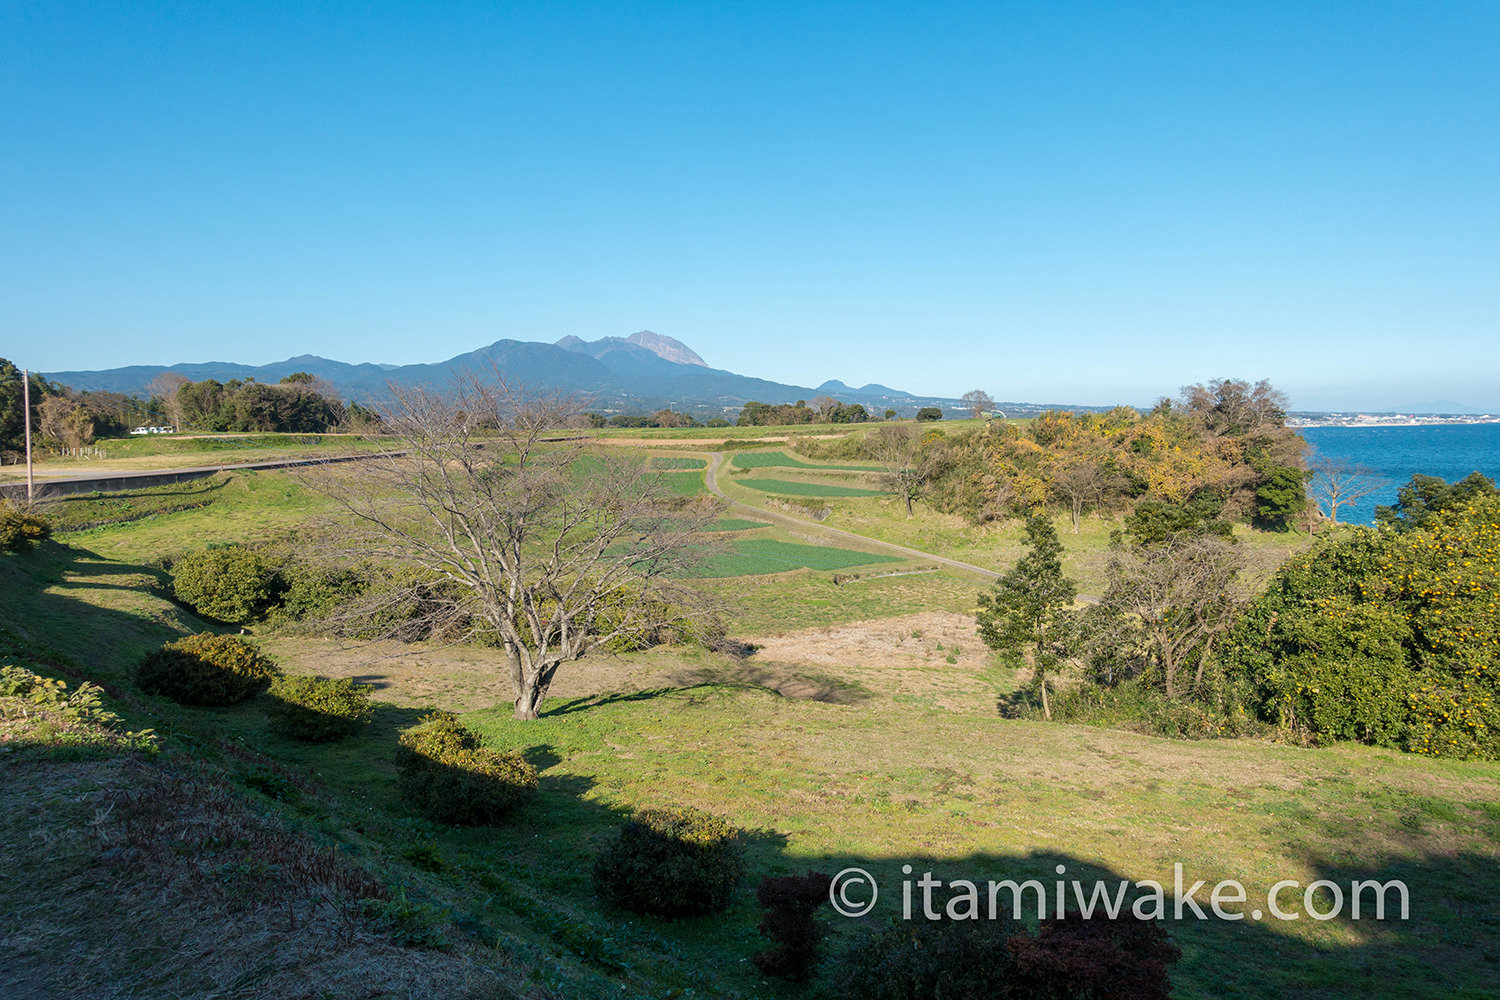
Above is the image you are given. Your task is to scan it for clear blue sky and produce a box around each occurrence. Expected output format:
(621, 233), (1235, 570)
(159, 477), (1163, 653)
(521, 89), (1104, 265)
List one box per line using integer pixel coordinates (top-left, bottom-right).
(3, 1), (1497, 411)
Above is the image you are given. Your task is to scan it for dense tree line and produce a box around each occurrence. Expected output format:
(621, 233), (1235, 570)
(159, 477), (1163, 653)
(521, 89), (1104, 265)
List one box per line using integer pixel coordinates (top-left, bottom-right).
(1, 355), (159, 457)
(805, 378), (1308, 532)
(737, 397), (870, 426)
(166, 372), (377, 433)
(582, 409), (715, 429)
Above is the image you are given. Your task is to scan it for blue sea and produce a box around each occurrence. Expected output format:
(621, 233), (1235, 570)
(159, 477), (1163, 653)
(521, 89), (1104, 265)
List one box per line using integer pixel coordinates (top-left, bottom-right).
(1298, 423), (1500, 526)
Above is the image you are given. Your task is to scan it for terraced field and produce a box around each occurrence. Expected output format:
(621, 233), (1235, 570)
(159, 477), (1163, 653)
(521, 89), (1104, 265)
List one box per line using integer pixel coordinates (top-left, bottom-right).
(687, 537), (905, 577)
(737, 478), (883, 498)
(729, 450), (879, 472)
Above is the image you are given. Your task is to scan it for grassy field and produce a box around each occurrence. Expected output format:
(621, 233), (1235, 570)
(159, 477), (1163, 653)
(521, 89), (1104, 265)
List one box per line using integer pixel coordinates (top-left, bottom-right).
(0, 432), (391, 482)
(730, 450), (880, 472)
(43, 470), (338, 563)
(4, 452), (1495, 999)
(687, 538), (905, 577)
(705, 517), (771, 532)
(737, 478), (885, 498)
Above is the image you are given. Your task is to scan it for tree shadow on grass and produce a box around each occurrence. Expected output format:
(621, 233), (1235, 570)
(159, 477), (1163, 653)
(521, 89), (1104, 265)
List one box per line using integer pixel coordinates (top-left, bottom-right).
(542, 688), (701, 717)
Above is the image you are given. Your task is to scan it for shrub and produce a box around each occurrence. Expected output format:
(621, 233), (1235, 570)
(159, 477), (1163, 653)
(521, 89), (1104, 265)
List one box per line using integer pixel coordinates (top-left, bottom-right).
(915, 407), (943, 421)
(265, 674), (374, 741)
(170, 545), (276, 624)
(1227, 492), (1500, 759)
(266, 563), (366, 628)
(0, 501), (51, 552)
(592, 806), (745, 917)
(826, 914), (1178, 1000)
(752, 871), (833, 980)
(394, 713), (537, 825)
(1, 664), (122, 727)
(1006, 915), (1180, 1000)
(826, 915), (1019, 999)
(135, 633), (278, 706)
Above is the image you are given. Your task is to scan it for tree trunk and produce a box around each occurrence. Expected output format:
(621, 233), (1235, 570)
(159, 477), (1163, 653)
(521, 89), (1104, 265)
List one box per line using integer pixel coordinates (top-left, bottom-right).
(904, 492), (914, 518)
(1039, 670), (1052, 720)
(513, 657), (562, 720)
(514, 690), (543, 721)
(1194, 636), (1214, 692)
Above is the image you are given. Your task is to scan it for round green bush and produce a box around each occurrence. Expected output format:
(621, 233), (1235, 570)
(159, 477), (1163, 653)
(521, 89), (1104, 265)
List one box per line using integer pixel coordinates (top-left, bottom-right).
(394, 713), (538, 825)
(592, 806), (745, 917)
(170, 545), (275, 624)
(135, 633), (278, 706)
(0, 502), (51, 553)
(265, 674), (374, 741)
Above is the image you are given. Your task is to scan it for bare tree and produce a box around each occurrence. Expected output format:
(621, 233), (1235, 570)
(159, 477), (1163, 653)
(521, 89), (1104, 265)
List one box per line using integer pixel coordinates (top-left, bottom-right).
(960, 389), (995, 420)
(1049, 458), (1111, 533)
(1308, 451), (1387, 525)
(869, 423), (938, 518)
(304, 375), (721, 720)
(147, 372), (191, 429)
(1099, 536), (1243, 700)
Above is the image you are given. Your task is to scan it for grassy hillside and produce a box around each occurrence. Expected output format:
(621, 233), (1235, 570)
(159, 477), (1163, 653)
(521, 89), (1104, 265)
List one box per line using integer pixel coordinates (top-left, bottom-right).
(4, 463), (1498, 999)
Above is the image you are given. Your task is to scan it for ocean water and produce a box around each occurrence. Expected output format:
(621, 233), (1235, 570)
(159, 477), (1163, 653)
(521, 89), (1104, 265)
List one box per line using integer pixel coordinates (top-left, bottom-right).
(1298, 423), (1500, 526)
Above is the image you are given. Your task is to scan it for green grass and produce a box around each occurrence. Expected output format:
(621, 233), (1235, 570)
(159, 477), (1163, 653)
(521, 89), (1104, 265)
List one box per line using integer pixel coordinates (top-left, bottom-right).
(90, 432), (389, 459)
(729, 450), (879, 472)
(738, 478), (884, 498)
(50, 470), (338, 563)
(40, 474), (233, 532)
(660, 470), (707, 497)
(6, 461), (1493, 1000)
(706, 567), (981, 632)
(703, 518), (770, 532)
(648, 456), (707, 470)
(687, 538), (904, 577)
(453, 687), (1500, 1000)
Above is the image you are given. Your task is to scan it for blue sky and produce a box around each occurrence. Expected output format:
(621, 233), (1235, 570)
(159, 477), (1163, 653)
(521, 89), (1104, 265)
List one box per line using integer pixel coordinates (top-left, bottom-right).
(3, 1), (1497, 411)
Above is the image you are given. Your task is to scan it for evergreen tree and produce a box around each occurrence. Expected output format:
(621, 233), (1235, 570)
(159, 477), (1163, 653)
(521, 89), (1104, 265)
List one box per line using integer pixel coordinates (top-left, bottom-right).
(977, 514), (1077, 719)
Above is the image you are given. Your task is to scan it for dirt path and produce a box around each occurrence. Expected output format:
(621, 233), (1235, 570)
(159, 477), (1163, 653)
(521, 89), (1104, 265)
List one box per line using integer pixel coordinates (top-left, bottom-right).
(695, 451), (1001, 580)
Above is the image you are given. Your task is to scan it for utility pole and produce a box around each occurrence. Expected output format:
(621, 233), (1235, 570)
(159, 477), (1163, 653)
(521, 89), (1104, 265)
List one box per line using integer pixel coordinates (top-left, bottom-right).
(22, 368), (34, 500)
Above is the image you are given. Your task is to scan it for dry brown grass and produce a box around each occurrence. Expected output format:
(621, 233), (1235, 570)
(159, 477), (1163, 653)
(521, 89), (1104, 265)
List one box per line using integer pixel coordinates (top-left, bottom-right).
(0, 756), (534, 1000)
(257, 610), (1003, 717)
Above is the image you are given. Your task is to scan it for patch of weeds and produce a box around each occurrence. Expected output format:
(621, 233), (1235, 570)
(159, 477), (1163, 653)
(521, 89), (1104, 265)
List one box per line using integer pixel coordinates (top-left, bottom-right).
(401, 843), (447, 873)
(236, 765), (303, 805)
(363, 887), (452, 950)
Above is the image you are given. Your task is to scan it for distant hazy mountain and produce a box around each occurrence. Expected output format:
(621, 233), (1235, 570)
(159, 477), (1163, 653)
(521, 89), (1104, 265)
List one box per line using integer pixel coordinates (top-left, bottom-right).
(44, 331), (982, 417)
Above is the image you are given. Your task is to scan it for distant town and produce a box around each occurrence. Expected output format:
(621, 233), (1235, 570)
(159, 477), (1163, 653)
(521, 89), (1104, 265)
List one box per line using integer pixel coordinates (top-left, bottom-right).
(1288, 412), (1500, 428)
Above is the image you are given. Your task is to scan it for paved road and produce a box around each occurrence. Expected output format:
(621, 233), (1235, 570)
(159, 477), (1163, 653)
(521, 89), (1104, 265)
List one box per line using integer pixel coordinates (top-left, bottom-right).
(696, 451), (1001, 581)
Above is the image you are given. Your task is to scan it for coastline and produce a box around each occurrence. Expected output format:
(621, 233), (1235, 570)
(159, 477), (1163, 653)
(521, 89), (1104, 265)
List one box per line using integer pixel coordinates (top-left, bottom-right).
(1290, 418), (1500, 430)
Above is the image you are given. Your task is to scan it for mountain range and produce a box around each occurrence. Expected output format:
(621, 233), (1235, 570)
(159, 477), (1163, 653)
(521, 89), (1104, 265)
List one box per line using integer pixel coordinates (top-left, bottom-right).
(44, 331), (991, 417)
